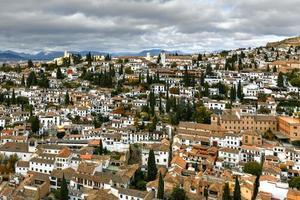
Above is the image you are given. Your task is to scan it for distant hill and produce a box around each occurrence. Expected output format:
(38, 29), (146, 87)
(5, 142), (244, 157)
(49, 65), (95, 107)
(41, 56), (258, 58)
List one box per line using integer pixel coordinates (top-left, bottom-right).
(112, 49), (184, 57)
(0, 52), (24, 61)
(0, 49), (185, 61)
(266, 36), (300, 48)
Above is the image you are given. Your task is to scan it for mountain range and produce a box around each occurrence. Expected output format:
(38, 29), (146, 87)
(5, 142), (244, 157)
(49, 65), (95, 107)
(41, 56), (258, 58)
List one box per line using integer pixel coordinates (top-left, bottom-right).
(0, 49), (184, 62)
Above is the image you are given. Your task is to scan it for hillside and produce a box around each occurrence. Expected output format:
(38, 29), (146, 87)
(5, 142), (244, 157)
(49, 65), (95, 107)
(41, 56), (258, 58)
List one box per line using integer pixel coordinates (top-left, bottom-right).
(266, 36), (300, 48)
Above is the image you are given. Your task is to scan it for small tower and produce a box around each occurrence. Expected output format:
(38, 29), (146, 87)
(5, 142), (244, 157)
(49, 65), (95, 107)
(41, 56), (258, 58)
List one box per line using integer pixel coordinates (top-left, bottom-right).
(28, 138), (38, 153)
(160, 50), (166, 67)
(211, 114), (220, 126)
(64, 50), (69, 58)
(146, 52), (151, 61)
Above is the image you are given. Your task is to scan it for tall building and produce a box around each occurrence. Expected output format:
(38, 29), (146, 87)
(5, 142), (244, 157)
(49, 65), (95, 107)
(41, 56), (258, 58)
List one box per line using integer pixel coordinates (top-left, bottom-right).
(278, 116), (300, 141)
(64, 50), (70, 58)
(212, 110), (277, 133)
(160, 50), (166, 67)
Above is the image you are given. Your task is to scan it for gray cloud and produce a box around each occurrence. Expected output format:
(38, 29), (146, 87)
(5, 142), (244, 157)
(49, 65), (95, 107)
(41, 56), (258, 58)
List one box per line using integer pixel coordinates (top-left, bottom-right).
(0, 0), (299, 53)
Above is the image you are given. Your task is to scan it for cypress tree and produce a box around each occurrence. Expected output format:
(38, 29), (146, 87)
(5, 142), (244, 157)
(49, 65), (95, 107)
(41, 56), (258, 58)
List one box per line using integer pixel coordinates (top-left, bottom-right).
(200, 72), (205, 86)
(197, 54), (202, 61)
(28, 59), (34, 68)
(149, 91), (156, 116)
(86, 52), (92, 66)
(183, 65), (190, 87)
(146, 70), (151, 84)
(206, 64), (213, 76)
(11, 89), (16, 104)
(277, 72), (284, 87)
(266, 64), (270, 72)
(95, 139), (103, 155)
(157, 172), (164, 199)
(57, 67), (64, 79)
(159, 95), (163, 114)
(119, 64), (124, 76)
(230, 85), (236, 103)
(233, 177), (241, 200)
(237, 81), (243, 100)
(21, 74), (25, 86)
(222, 182), (231, 200)
(60, 174), (69, 200)
(147, 149), (157, 181)
(65, 91), (70, 105)
(30, 116), (40, 133)
(204, 186), (209, 200)
(203, 82), (209, 97)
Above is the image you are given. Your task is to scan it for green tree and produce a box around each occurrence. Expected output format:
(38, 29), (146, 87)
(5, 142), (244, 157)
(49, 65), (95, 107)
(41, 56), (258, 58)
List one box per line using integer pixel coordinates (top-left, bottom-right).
(277, 72), (284, 87)
(28, 59), (34, 68)
(148, 91), (156, 116)
(237, 81), (243, 101)
(86, 52), (92, 66)
(147, 149), (157, 181)
(183, 65), (191, 87)
(65, 91), (70, 105)
(243, 161), (262, 176)
(233, 177), (241, 200)
(204, 186), (208, 200)
(230, 85), (236, 103)
(26, 71), (37, 87)
(203, 82), (209, 97)
(206, 64), (213, 76)
(38, 73), (49, 88)
(29, 116), (40, 133)
(56, 67), (64, 79)
(11, 89), (16, 104)
(21, 74), (25, 86)
(94, 139), (103, 155)
(197, 54), (202, 61)
(157, 172), (164, 199)
(60, 174), (69, 200)
(119, 64), (124, 76)
(222, 182), (231, 200)
(289, 177), (300, 189)
(170, 187), (188, 200)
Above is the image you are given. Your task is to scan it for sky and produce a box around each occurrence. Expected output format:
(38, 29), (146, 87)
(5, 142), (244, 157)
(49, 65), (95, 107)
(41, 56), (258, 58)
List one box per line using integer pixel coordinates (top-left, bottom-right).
(0, 0), (299, 53)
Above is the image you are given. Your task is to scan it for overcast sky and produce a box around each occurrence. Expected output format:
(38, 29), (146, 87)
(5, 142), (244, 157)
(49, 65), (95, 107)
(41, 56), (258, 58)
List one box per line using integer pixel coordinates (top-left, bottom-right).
(0, 0), (299, 53)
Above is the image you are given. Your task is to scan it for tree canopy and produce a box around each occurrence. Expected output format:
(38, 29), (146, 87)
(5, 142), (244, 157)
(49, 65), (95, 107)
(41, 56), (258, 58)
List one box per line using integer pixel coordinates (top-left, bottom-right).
(170, 187), (188, 200)
(243, 161), (262, 176)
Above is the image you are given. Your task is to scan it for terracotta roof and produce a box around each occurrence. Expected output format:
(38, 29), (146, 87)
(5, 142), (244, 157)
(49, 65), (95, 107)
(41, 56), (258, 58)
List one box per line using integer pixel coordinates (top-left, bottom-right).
(171, 155), (186, 169)
(86, 189), (118, 200)
(259, 175), (278, 182)
(77, 162), (96, 175)
(287, 189), (300, 197)
(16, 161), (29, 168)
(50, 167), (76, 180)
(58, 147), (71, 157)
(116, 187), (149, 198)
(219, 147), (239, 154)
(0, 142), (29, 153)
(30, 157), (55, 165)
(80, 154), (93, 160)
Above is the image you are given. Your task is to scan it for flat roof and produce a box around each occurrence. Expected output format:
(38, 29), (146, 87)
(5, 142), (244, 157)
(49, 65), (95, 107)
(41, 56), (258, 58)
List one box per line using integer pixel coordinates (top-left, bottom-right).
(279, 116), (300, 124)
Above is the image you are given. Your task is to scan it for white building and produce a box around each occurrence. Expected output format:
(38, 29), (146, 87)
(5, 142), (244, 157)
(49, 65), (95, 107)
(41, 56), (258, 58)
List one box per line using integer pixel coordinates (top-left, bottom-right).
(259, 178), (288, 200)
(141, 139), (170, 168)
(217, 147), (240, 168)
